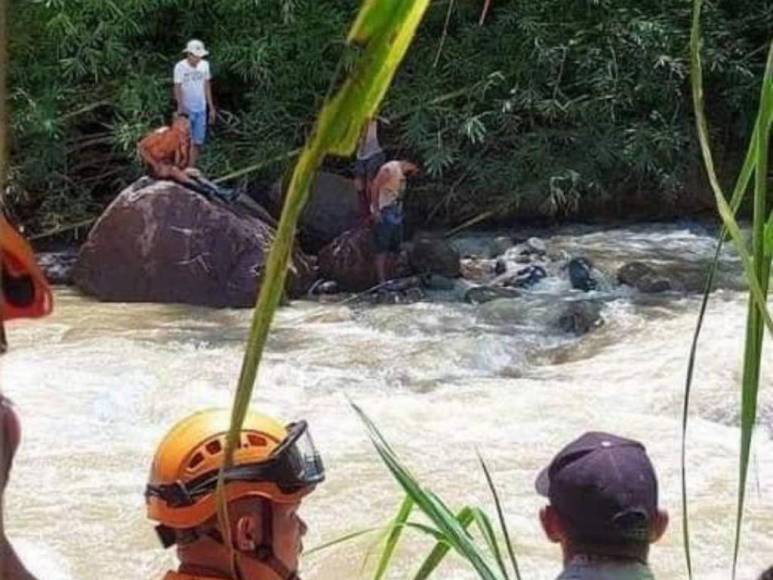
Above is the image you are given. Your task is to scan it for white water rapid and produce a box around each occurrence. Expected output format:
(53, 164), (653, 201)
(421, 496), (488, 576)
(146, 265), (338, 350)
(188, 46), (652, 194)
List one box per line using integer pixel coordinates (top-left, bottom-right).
(1, 223), (771, 579)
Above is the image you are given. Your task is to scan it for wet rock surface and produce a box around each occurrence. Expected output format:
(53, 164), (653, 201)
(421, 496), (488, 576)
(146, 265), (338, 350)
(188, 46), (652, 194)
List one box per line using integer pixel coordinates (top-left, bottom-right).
(74, 179), (316, 307)
(617, 261), (673, 293)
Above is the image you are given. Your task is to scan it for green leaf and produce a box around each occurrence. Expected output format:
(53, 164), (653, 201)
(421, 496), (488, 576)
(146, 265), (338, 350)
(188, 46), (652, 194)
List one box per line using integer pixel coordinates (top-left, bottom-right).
(374, 495), (415, 580)
(412, 507), (475, 580)
(352, 402), (504, 580)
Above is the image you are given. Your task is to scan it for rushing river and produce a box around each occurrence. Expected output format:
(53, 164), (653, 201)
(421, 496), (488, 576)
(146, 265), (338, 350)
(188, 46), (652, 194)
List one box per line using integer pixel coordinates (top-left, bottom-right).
(1, 222), (772, 580)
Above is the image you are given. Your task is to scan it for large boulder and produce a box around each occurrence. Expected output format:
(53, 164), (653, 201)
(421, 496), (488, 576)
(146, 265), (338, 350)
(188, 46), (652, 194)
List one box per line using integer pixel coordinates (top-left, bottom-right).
(617, 261), (672, 293)
(271, 171), (361, 249)
(408, 233), (461, 277)
(318, 225), (409, 291)
(74, 180), (316, 307)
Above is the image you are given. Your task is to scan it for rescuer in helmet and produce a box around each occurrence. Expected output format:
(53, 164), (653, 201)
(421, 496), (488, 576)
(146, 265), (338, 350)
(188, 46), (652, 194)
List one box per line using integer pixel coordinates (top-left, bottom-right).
(146, 409), (324, 580)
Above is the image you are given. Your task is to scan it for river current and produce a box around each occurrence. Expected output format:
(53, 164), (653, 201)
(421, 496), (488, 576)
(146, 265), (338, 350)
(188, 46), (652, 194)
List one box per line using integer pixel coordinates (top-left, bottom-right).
(1, 222), (771, 579)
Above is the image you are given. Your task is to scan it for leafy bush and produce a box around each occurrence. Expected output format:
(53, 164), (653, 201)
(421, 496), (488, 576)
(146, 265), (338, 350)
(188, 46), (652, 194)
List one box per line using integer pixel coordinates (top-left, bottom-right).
(7, 0), (772, 230)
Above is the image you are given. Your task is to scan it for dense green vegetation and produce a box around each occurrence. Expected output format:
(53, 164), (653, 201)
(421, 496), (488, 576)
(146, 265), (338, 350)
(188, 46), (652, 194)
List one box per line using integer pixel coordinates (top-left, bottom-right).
(7, 0), (772, 232)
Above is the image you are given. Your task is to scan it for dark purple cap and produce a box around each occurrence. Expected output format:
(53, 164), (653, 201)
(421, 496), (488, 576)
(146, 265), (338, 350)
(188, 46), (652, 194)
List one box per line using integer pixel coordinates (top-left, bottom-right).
(535, 432), (658, 545)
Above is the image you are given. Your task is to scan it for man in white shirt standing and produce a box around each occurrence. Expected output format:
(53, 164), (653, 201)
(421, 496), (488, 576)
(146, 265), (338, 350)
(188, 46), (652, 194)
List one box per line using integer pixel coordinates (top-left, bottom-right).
(174, 39), (215, 168)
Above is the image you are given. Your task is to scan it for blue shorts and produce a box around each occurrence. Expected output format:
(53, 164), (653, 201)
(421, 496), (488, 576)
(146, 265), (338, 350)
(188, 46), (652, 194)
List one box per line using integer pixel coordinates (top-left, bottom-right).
(187, 110), (207, 145)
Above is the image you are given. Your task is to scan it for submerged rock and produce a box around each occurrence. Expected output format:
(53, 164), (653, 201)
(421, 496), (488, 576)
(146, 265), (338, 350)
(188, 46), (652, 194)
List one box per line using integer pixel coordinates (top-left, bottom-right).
(488, 235), (513, 258)
(38, 250), (79, 285)
(567, 257), (598, 292)
(421, 273), (456, 291)
(464, 285), (520, 304)
(503, 265), (548, 289)
(74, 179), (316, 307)
(617, 261), (672, 293)
(318, 225), (410, 291)
(408, 233), (461, 277)
(556, 301), (604, 335)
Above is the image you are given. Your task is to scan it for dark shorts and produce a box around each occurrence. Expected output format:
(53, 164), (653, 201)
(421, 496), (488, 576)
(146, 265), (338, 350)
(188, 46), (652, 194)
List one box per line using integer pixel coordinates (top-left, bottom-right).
(373, 218), (403, 254)
(353, 151), (386, 182)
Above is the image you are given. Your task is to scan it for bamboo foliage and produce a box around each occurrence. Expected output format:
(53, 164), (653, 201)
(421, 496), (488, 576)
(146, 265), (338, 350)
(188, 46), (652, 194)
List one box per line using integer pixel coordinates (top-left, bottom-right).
(215, 0), (431, 571)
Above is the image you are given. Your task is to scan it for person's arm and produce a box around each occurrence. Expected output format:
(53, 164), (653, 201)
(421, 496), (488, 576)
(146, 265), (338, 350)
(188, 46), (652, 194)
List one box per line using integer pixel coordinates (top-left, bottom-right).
(205, 62), (215, 124)
(173, 62), (184, 113)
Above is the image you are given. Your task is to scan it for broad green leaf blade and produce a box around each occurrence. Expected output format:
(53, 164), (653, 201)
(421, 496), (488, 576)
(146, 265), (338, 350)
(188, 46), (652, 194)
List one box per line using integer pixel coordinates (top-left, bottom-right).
(478, 453), (522, 580)
(374, 495), (415, 580)
(216, 0), (432, 561)
(413, 507), (475, 580)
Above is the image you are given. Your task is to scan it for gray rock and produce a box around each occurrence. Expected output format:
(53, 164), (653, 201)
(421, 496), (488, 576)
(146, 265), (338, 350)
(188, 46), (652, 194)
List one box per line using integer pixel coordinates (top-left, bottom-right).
(409, 233), (461, 277)
(464, 286), (521, 304)
(38, 250), (79, 285)
(488, 236), (513, 258)
(525, 237), (547, 254)
(421, 273), (456, 291)
(556, 301), (603, 335)
(617, 262), (672, 293)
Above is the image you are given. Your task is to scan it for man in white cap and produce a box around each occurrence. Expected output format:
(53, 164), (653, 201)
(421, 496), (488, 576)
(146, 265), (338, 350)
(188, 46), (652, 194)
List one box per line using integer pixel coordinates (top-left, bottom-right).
(174, 40), (215, 167)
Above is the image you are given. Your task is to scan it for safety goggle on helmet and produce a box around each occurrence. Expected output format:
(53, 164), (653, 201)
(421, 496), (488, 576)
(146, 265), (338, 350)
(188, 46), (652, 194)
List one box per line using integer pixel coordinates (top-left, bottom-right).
(146, 409), (324, 530)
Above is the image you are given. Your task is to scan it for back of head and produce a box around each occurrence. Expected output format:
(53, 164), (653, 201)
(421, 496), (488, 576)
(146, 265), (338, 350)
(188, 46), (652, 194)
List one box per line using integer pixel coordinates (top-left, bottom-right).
(759, 566), (773, 580)
(536, 431), (662, 559)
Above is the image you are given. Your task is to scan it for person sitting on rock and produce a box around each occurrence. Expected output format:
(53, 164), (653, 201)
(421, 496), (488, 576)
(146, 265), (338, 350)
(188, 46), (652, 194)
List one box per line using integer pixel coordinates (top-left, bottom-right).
(138, 113), (197, 184)
(138, 114), (236, 203)
(146, 408), (324, 580)
(536, 431), (669, 579)
(1, 213), (54, 579)
(353, 118), (385, 220)
(370, 160), (419, 285)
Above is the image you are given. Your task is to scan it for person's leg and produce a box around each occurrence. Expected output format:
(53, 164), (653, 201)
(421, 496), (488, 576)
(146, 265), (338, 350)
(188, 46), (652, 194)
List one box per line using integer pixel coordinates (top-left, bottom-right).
(364, 152), (386, 215)
(353, 159), (369, 219)
(189, 110), (207, 167)
(375, 253), (387, 284)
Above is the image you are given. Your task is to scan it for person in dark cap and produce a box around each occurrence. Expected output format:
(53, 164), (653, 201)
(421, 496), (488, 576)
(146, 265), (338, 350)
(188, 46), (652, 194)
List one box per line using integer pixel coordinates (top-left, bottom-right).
(535, 432), (669, 579)
(759, 566), (773, 580)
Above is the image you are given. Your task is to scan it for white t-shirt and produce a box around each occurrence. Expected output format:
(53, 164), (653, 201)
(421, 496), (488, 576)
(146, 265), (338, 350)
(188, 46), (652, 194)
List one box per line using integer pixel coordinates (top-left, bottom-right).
(173, 59), (211, 113)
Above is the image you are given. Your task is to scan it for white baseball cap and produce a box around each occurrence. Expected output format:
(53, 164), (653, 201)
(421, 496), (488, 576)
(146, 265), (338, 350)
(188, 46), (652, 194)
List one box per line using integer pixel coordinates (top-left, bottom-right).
(184, 39), (209, 57)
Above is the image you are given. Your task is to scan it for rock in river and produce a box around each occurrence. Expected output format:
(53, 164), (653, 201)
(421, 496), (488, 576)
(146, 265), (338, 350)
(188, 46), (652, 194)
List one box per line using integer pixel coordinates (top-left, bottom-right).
(74, 179), (316, 307)
(617, 261), (672, 293)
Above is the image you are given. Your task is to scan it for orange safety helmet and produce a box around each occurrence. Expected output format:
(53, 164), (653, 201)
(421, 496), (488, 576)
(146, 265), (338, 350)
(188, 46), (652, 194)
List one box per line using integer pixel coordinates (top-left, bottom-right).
(1, 213), (52, 321)
(146, 409), (323, 531)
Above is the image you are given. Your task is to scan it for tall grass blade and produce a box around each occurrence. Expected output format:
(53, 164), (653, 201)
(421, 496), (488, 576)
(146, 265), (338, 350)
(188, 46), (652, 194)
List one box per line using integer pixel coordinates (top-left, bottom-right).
(680, 93), (761, 580)
(214, 0), (431, 563)
(470, 507), (509, 579)
(690, 0), (773, 336)
(732, 45), (773, 579)
(352, 402), (503, 580)
(478, 453), (522, 580)
(413, 507), (475, 580)
(374, 495), (415, 580)
(689, 0), (773, 576)
(305, 527), (382, 556)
